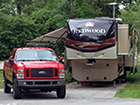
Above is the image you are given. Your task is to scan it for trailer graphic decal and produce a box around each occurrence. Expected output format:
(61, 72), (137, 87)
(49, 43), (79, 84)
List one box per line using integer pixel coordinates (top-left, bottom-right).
(85, 22), (94, 27)
(66, 19), (116, 52)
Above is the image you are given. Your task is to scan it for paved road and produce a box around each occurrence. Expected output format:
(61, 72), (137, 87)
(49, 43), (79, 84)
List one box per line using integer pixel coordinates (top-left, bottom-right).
(0, 82), (140, 105)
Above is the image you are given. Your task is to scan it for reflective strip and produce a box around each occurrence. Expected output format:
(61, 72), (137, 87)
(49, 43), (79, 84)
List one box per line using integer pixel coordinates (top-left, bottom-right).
(118, 53), (128, 55)
(118, 27), (128, 29)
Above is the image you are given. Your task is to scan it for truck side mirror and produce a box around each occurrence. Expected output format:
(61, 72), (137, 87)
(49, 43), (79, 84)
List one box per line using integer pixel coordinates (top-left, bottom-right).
(58, 56), (63, 63)
(9, 56), (14, 65)
(58, 56), (61, 60)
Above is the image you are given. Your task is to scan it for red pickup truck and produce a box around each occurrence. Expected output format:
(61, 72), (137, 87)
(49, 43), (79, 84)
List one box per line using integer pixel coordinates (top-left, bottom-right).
(3, 47), (66, 99)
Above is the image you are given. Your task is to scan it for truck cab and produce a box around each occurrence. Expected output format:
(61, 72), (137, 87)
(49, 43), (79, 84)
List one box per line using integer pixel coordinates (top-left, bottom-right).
(3, 47), (66, 99)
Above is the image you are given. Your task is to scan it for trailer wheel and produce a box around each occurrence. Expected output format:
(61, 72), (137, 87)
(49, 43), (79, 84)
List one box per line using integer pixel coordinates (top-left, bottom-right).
(13, 79), (21, 99)
(4, 75), (11, 93)
(121, 70), (127, 83)
(56, 85), (66, 98)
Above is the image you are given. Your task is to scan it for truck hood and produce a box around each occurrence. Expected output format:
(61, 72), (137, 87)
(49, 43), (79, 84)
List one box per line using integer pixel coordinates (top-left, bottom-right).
(17, 61), (63, 69)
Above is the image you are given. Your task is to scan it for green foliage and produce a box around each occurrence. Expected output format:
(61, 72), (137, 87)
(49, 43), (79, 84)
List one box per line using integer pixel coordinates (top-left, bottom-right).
(0, 13), (40, 60)
(65, 70), (72, 83)
(31, 0), (69, 34)
(72, 0), (102, 18)
(115, 61), (140, 98)
(119, 4), (140, 29)
(0, 0), (134, 60)
(0, 71), (3, 89)
(118, 1), (140, 51)
(118, 1), (140, 29)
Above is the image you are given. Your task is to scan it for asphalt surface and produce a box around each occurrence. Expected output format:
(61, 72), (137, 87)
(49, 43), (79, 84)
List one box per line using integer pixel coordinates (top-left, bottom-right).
(0, 82), (140, 105)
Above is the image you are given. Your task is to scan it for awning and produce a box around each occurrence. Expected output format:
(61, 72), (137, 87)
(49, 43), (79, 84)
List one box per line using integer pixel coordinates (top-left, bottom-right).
(27, 27), (67, 46)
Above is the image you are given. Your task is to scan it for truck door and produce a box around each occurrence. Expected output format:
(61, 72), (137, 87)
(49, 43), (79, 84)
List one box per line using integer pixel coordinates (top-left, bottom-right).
(5, 50), (16, 82)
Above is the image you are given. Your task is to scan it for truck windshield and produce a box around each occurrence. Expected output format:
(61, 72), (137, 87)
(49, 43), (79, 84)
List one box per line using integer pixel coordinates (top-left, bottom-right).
(16, 49), (58, 62)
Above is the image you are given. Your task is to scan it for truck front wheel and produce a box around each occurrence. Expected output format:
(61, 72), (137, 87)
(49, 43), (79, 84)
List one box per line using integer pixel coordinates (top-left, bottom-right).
(56, 85), (66, 98)
(13, 79), (21, 99)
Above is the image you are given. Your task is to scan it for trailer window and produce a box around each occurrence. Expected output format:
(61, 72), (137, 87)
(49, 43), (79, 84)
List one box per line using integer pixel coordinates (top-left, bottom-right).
(67, 19), (117, 42)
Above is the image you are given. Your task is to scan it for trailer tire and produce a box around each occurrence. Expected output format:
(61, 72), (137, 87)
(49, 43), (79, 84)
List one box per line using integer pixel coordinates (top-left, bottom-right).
(121, 70), (127, 83)
(57, 85), (66, 98)
(13, 79), (21, 99)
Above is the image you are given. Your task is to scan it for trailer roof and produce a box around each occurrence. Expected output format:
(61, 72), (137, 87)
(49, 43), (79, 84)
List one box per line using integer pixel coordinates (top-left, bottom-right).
(27, 18), (122, 47)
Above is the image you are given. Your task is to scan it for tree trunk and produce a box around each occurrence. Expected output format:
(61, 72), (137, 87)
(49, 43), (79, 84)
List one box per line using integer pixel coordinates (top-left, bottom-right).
(17, 4), (21, 14)
(0, 0), (2, 7)
(70, 0), (74, 14)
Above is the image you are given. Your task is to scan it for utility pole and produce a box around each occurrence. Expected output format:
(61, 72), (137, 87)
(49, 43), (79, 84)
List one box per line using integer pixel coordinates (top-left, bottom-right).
(105, 0), (117, 19)
(108, 2), (117, 19)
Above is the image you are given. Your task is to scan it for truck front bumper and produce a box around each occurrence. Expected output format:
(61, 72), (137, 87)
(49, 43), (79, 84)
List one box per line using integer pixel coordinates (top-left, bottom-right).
(16, 79), (65, 89)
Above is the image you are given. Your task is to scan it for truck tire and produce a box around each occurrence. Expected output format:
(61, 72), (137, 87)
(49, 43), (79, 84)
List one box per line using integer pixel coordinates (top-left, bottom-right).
(57, 85), (66, 98)
(13, 79), (21, 99)
(4, 76), (11, 93)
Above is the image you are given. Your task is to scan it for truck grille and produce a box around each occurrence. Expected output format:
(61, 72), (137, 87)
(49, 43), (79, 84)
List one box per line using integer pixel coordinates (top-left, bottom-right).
(26, 68), (58, 78)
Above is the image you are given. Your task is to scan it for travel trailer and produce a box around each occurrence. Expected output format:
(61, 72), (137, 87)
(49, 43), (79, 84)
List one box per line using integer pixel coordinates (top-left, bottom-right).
(27, 17), (138, 85)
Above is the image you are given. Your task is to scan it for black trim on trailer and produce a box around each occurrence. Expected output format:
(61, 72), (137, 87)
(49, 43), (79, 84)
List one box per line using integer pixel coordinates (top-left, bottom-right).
(56, 31), (67, 43)
(66, 43), (115, 52)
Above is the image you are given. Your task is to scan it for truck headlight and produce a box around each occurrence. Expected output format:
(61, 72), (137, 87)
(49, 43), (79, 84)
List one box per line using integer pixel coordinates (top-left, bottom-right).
(59, 69), (65, 78)
(17, 69), (24, 79)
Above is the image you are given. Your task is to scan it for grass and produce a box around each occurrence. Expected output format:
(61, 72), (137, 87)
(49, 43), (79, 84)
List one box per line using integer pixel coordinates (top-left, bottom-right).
(115, 61), (140, 98)
(0, 71), (4, 88)
(65, 70), (72, 83)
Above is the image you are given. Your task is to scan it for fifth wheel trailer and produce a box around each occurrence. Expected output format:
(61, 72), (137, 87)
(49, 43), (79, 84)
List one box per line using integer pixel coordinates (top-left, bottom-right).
(27, 17), (138, 84)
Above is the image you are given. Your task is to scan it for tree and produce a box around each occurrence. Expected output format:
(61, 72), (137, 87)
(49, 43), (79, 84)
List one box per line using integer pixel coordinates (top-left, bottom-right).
(69, 0), (74, 14)
(118, 1), (140, 51)
(119, 1), (140, 29)
(0, 13), (40, 59)
(0, 0), (137, 60)
(69, 0), (123, 19)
